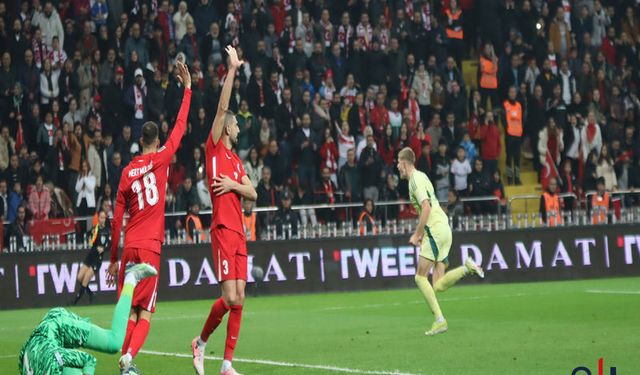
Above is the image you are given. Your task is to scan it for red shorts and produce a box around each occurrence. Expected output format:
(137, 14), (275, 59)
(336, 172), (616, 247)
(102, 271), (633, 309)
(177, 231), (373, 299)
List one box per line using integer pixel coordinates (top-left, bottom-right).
(117, 247), (161, 313)
(211, 226), (247, 282)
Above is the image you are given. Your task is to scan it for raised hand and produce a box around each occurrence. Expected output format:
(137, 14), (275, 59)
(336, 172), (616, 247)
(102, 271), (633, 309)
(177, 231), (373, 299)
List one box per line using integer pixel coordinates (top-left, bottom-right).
(175, 61), (191, 88)
(225, 45), (244, 70)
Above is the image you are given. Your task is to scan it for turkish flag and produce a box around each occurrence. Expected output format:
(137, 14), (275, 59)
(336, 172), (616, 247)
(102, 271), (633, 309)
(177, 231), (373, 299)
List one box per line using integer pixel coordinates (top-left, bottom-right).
(541, 150), (559, 190)
(15, 120), (24, 153)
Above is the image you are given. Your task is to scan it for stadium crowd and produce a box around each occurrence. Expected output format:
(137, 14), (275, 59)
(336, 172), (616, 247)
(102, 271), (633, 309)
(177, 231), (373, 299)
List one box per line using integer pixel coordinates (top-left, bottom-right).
(0, 0), (639, 240)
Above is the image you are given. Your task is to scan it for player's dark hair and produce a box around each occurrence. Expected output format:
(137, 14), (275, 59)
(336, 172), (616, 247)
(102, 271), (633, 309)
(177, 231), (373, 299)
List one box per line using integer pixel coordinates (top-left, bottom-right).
(223, 110), (236, 128)
(141, 121), (159, 147)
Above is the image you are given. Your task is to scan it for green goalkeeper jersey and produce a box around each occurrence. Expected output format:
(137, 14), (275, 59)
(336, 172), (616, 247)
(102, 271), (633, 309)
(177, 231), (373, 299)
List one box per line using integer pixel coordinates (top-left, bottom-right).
(19, 308), (97, 375)
(408, 170), (449, 229)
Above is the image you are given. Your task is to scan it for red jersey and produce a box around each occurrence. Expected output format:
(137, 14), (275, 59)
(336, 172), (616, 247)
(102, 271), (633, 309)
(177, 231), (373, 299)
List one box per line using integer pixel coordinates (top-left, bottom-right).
(110, 88), (192, 262)
(205, 135), (246, 236)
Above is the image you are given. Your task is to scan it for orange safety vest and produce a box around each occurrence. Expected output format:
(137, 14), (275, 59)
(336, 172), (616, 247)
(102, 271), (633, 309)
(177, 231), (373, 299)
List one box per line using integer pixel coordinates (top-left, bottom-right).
(243, 212), (257, 241)
(186, 214), (206, 242)
(591, 192), (610, 224)
(358, 211), (378, 235)
(479, 56), (498, 89)
(445, 9), (463, 39)
(542, 192), (562, 227)
(503, 100), (523, 137)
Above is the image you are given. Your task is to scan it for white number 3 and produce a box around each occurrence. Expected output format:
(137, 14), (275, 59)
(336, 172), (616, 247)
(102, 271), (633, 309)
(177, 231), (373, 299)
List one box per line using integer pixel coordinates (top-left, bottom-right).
(222, 260), (229, 275)
(132, 172), (159, 210)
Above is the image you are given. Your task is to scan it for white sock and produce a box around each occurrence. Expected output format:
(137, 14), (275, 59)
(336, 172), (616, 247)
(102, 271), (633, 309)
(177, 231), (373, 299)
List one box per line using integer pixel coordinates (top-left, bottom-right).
(197, 337), (206, 348)
(221, 359), (232, 372)
(435, 315), (446, 324)
(121, 352), (132, 367)
(124, 272), (137, 287)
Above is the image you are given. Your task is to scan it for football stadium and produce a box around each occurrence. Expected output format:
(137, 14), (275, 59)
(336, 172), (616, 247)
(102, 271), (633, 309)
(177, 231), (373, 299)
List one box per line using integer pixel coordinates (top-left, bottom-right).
(0, 1), (639, 374)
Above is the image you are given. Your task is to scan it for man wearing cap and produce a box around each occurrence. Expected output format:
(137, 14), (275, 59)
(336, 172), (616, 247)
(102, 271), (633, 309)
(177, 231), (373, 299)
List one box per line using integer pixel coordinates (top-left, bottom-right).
(125, 68), (148, 140)
(273, 191), (301, 239)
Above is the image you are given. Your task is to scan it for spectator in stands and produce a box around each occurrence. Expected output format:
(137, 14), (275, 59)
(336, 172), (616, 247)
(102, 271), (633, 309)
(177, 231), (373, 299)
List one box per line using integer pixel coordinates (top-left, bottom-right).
(195, 170), (211, 210)
(9, 205), (29, 250)
(295, 112), (318, 191)
(293, 185), (317, 229)
(451, 147), (471, 196)
(589, 177), (612, 225)
(540, 177), (562, 227)
(357, 198), (377, 235)
(175, 177), (199, 213)
(445, 81), (467, 123)
(274, 191), (300, 239)
(263, 140), (288, 189)
(503, 85), (523, 185)
(490, 169), (507, 214)
(468, 159), (491, 214)
(380, 173), (399, 223)
(185, 202), (204, 243)
(243, 147), (263, 189)
(479, 43), (499, 109)
(3, 155), (27, 189)
(339, 148), (361, 204)
(28, 174), (51, 220)
(581, 111), (602, 160)
(39, 59), (60, 113)
(0, 126), (15, 172)
(538, 117), (564, 172)
(477, 111), (500, 175)
(33, 2), (64, 48)
(75, 160), (96, 219)
(459, 132), (477, 166)
(412, 62), (432, 124)
(444, 190), (462, 231)
(359, 132), (382, 201)
(315, 166), (338, 224)
(234, 192), (256, 242)
(596, 144), (617, 191)
(7, 181), (23, 223)
(0, 179), (8, 220)
(433, 141), (451, 202)
(560, 160), (578, 211)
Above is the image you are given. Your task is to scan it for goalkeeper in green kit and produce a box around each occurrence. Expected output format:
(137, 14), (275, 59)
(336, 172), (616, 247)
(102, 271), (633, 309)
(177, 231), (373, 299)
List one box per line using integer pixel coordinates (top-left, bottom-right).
(18, 263), (157, 375)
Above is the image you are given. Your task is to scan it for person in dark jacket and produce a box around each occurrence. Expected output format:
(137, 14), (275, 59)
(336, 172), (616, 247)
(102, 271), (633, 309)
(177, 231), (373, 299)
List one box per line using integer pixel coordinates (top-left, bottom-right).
(467, 159), (492, 214)
(294, 113), (318, 191)
(359, 133), (383, 201)
(273, 191), (301, 239)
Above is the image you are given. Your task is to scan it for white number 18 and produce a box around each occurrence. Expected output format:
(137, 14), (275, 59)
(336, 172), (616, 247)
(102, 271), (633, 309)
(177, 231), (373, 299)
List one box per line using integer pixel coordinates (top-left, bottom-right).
(131, 172), (159, 210)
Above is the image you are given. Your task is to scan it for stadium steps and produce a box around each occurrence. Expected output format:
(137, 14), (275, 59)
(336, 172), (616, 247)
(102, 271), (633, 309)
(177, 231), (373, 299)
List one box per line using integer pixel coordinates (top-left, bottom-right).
(463, 57), (541, 217)
(462, 60), (478, 90)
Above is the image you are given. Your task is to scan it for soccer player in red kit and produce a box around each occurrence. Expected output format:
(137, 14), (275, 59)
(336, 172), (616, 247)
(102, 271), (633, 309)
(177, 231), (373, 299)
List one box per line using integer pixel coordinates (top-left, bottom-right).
(106, 61), (192, 374)
(191, 46), (257, 375)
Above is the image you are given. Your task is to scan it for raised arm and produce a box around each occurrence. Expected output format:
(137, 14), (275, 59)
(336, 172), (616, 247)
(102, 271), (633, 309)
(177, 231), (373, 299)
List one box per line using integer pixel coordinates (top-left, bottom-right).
(211, 46), (244, 144)
(161, 61), (192, 158)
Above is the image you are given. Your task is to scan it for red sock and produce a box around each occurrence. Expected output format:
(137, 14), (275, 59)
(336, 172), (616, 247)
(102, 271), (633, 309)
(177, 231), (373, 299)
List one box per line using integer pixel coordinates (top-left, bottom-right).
(200, 297), (230, 342)
(121, 319), (136, 355)
(127, 318), (150, 358)
(224, 305), (243, 361)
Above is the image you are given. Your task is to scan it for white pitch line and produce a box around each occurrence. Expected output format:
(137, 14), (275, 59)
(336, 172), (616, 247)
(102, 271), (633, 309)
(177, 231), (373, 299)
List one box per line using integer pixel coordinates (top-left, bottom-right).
(585, 289), (640, 295)
(319, 292), (554, 311)
(140, 349), (421, 375)
(0, 354), (17, 359)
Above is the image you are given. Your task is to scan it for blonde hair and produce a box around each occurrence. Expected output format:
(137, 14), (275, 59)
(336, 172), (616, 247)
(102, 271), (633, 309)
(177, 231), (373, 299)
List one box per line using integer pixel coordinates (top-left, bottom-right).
(398, 147), (416, 164)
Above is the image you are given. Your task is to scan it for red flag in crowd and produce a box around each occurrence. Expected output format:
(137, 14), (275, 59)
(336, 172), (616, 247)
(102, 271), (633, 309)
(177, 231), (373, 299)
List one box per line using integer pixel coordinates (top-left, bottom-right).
(541, 150), (559, 190)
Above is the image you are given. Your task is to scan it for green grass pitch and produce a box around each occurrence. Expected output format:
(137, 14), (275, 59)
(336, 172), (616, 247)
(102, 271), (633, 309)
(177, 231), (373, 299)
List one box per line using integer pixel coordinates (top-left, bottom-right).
(1, 277), (638, 374)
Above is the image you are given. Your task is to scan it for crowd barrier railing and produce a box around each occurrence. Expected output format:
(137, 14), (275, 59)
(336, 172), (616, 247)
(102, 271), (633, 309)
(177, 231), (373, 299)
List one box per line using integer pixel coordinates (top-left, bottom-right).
(3, 192), (639, 253)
